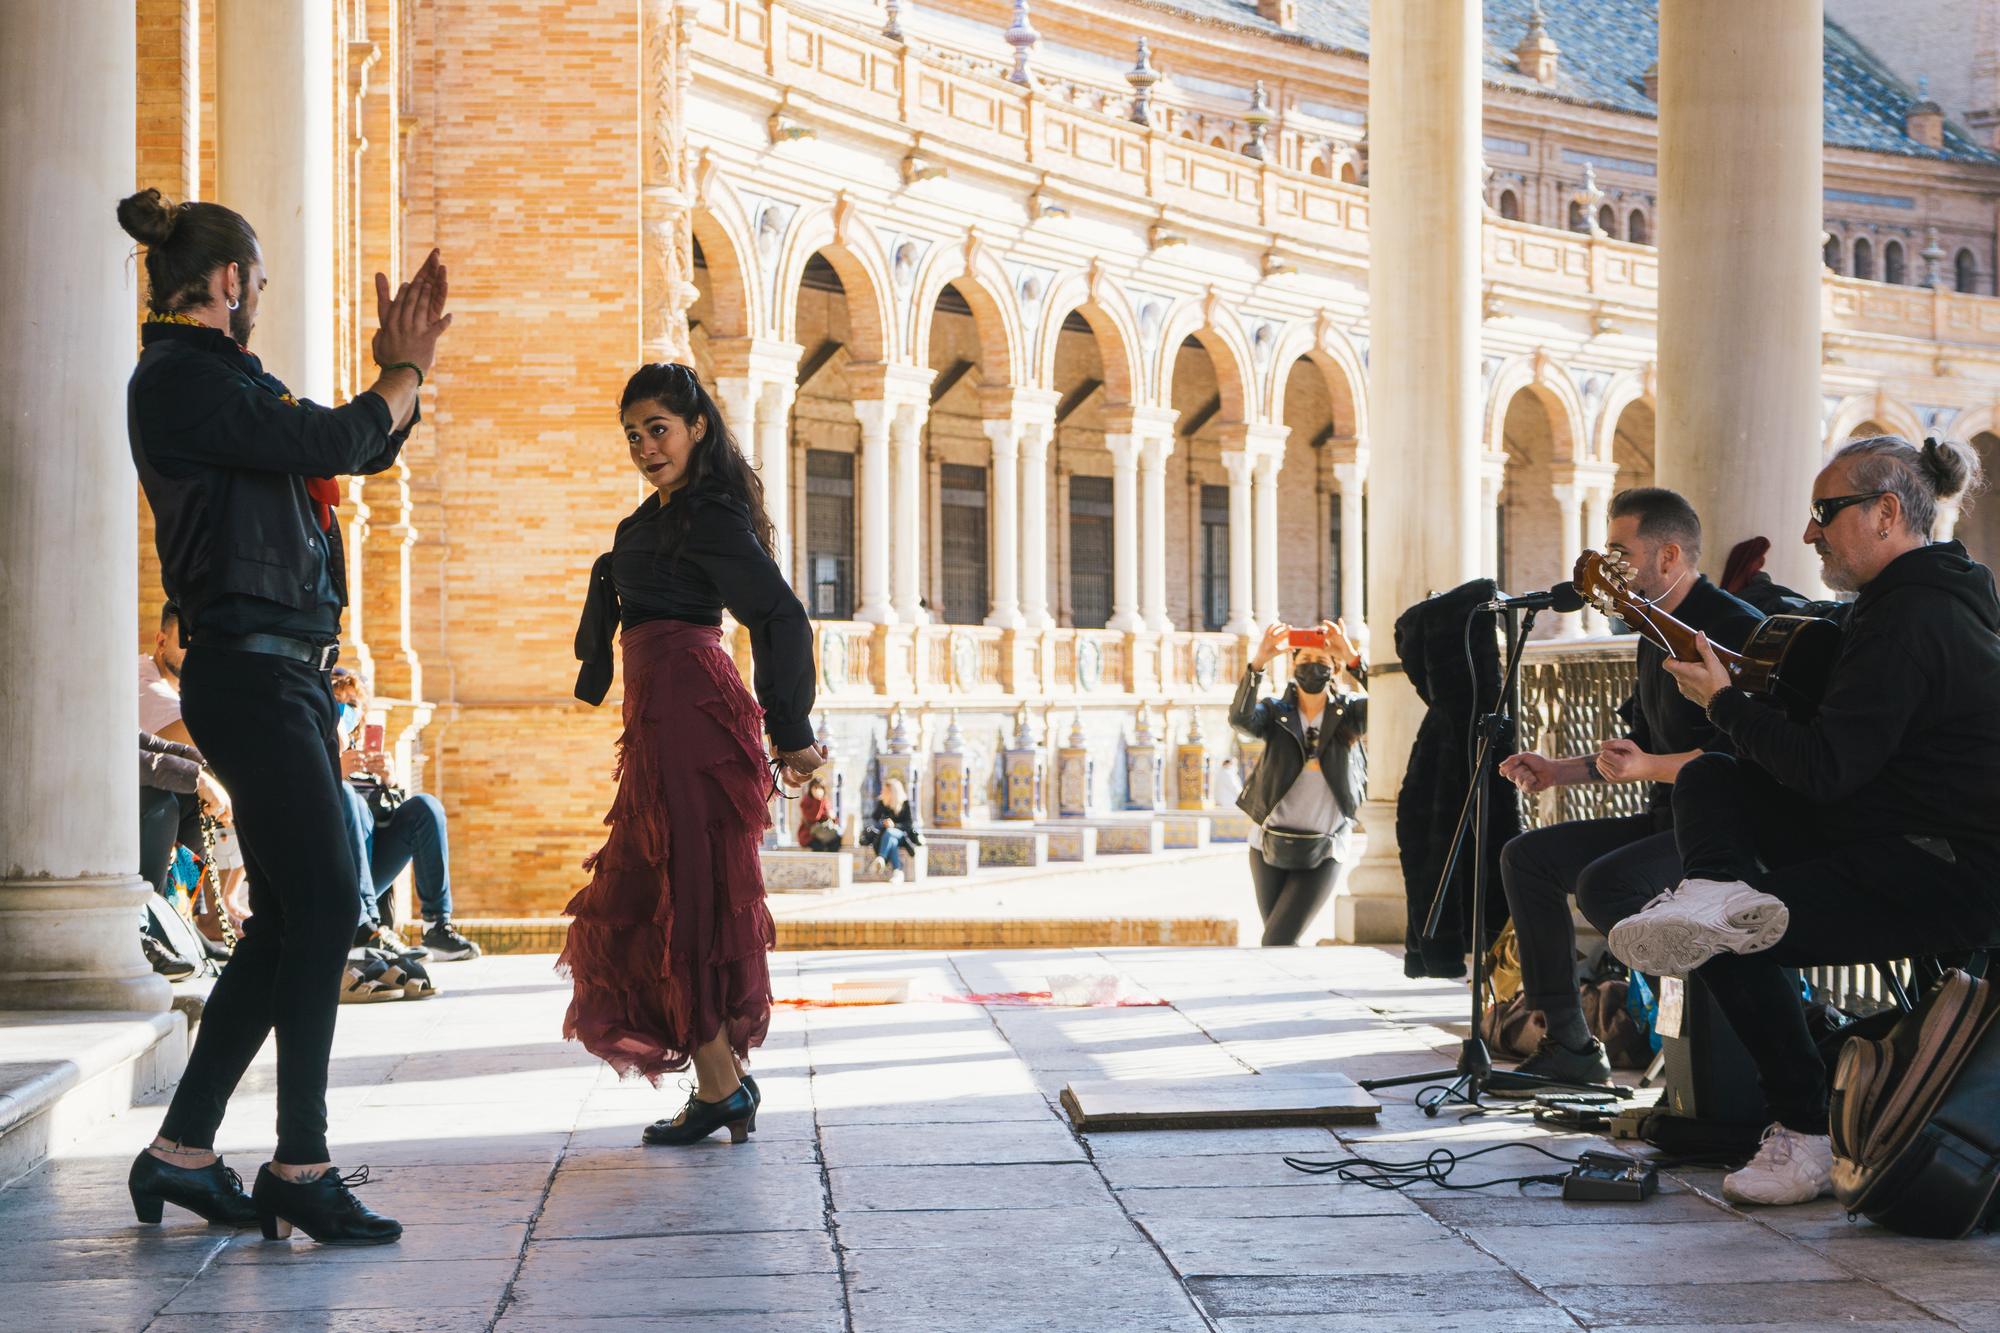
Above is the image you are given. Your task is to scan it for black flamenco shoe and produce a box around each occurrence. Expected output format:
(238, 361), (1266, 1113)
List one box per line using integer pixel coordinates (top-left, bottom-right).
(129, 1149), (257, 1227)
(742, 1072), (761, 1132)
(252, 1163), (402, 1245)
(642, 1083), (756, 1146)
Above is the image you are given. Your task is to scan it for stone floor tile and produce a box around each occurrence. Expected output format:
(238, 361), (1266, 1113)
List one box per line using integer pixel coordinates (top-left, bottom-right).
(534, 1163), (828, 1238)
(146, 1310), (496, 1333)
(843, 1246), (1201, 1330)
(1093, 1149), (1375, 1191)
(1114, 1182), (1424, 1219)
(0, 1277), (183, 1330)
(1413, 1190), (1728, 1228)
(827, 1161), (1110, 1213)
(1471, 1219), (1852, 1287)
(517, 1229), (837, 1276)
(494, 1314), (843, 1333)
(157, 1258), (516, 1314)
(811, 1094), (1054, 1126)
(819, 1118), (1083, 1169)
(561, 1137), (823, 1172)
(830, 1203), (1139, 1251)
(1188, 1270), (1556, 1318)
(1216, 1313), (1585, 1333)
(1541, 1279), (1936, 1327)
(503, 1270), (844, 1319)
(0, 1230), (231, 1282)
(215, 1220), (528, 1264)
(1078, 1126), (1345, 1159)
(1138, 1213), (1493, 1278)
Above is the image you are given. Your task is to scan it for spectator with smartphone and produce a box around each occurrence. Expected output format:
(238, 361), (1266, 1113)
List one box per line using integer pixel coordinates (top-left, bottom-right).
(1228, 620), (1368, 945)
(330, 667), (480, 961)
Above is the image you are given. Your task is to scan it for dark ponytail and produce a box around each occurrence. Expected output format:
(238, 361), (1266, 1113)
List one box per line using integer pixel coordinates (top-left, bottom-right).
(619, 362), (776, 561)
(116, 188), (259, 315)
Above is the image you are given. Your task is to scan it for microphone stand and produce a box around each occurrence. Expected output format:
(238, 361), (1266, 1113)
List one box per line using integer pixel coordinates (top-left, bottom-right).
(1360, 603), (1627, 1115)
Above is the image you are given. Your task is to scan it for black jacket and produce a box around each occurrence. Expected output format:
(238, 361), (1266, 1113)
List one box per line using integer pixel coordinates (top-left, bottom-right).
(1227, 666), (1367, 831)
(1619, 576), (1763, 811)
(128, 322), (414, 639)
(859, 800), (922, 849)
(1710, 540), (2000, 850)
(1394, 580), (1515, 977)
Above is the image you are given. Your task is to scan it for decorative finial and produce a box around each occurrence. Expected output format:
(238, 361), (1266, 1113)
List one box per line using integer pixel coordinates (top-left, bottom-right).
(883, 0), (905, 42)
(1133, 703), (1154, 745)
(1186, 711), (1205, 745)
(886, 702), (911, 754)
(1921, 226), (1948, 288)
(1578, 162), (1605, 236)
(1069, 707), (1087, 748)
(1244, 81), (1273, 161)
(1012, 701), (1036, 748)
(1005, 0), (1038, 87)
(941, 709), (965, 754)
(1126, 37), (1159, 126)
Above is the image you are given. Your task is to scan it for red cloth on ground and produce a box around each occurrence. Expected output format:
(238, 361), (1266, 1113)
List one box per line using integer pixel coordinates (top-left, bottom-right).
(557, 619), (775, 1081)
(797, 792), (830, 847)
(1721, 536), (1771, 595)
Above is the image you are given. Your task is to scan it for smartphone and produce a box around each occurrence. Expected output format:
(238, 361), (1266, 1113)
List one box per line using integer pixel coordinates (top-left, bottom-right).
(1288, 628), (1328, 649)
(363, 722), (386, 755)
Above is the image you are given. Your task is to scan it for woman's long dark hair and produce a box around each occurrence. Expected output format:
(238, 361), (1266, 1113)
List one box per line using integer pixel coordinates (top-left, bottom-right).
(620, 362), (776, 562)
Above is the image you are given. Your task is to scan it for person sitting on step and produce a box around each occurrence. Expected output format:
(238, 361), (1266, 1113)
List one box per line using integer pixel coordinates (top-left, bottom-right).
(861, 776), (921, 882)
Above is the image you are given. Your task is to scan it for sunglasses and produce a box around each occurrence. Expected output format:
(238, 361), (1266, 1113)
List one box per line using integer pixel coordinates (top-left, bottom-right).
(1809, 491), (1887, 527)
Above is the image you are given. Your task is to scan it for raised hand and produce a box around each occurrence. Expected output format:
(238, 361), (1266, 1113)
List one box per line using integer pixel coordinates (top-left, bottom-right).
(372, 248), (452, 378)
(1251, 622), (1291, 672)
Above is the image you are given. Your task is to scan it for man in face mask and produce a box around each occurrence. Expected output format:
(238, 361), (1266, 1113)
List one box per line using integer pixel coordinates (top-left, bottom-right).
(1492, 488), (1762, 1086)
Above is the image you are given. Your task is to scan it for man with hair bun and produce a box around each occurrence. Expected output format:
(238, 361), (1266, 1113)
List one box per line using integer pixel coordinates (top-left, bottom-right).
(118, 186), (451, 1245)
(1611, 434), (2000, 1208)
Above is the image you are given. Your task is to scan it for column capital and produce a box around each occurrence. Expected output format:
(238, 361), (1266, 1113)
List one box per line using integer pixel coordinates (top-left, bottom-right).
(849, 360), (935, 407)
(1252, 450), (1281, 481)
(708, 335), (803, 385)
(1220, 449), (1256, 483)
(1217, 421), (1291, 459)
(1101, 404), (1179, 440)
(981, 417), (1023, 458)
(1104, 434), (1145, 468)
(979, 385), (1061, 428)
(1550, 460), (1620, 491)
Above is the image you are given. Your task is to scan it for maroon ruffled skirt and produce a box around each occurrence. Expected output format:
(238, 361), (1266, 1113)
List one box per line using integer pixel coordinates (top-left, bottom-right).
(558, 619), (775, 1080)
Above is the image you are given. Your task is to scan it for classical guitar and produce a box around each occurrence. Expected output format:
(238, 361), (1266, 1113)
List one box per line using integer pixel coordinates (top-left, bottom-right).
(1571, 550), (1840, 719)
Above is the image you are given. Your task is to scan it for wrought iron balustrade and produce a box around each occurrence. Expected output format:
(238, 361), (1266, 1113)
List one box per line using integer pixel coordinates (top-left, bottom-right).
(1515, 637), (1644, 831)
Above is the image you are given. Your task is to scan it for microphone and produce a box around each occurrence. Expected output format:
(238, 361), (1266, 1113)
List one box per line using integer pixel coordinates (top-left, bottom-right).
(1482, 582), (1585, 613)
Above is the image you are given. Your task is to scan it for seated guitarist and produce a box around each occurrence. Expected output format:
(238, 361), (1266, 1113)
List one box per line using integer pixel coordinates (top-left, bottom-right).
(1496, 489), (1761, 1086)
(1613, 435), (2000, 1207)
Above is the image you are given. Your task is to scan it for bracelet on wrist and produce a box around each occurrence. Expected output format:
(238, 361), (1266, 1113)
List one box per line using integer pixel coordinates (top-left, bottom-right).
(380, 360), (424, 388)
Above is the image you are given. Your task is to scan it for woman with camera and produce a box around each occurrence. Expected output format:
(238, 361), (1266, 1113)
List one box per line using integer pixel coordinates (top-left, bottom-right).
(1229, 620), (1367, 946)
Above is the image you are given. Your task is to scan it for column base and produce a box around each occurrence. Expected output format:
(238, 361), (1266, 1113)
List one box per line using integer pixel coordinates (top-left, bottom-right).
(1107, 612), (1144, 633)
(1223, 616), (1256, 638)
(984, 608), (1025, 630)
(0, 877), (172, 1013)
(854, 602), (895, 626)
(1333, 891), (1407, 945)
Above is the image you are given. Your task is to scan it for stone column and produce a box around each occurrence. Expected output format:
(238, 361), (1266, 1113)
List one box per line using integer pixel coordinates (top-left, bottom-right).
(853, 400), (896, 624)
(1579, 476), (1614, 634)
(1480, 452), (1509, 580)
(1550, 478), (1587, 639)
(709, 336), (801, 572)
(758, 378), (797, 571)
(1019, 415), (1055, 628)
(1220, 450), (1256, 636)
(0, 0), (169, 1012)
(1140, 436), (1176, 632)
(215, 0), (335, 401)
(1252, 452), (1282, 627)
(892, 401), (927, 623)
(982, 418), (1023, 628)
(1348, 0), (1485, 944)
(1331, 445), (1369, 648)
(1105, 435), (1144, 633)
(1656, 0), (1824, 590)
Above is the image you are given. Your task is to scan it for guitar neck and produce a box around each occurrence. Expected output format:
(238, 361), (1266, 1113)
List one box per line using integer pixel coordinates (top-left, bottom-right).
(1617, 597), (1746, 669)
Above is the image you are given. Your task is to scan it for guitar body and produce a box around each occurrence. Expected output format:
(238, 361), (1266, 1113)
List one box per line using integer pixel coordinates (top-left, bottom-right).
(1729, 615), (1841, 720)
(1573, 551), (1841, 719)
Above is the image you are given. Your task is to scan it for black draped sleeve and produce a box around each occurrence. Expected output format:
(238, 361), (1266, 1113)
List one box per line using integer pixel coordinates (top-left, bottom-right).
(573, 552), (619, 705)
(682, 495), (818, 751)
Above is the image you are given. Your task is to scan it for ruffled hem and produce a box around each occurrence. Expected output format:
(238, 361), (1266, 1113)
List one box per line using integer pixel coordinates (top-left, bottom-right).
(558, 620), (775, 1081)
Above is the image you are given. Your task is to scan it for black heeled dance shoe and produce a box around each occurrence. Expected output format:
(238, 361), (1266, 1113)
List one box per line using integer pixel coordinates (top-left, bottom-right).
(128, 1149), (257, 1227)
(642, 1083), (756, 1146)
(252, 1163), (402, 1245)
(742, 1072), (761, 1133)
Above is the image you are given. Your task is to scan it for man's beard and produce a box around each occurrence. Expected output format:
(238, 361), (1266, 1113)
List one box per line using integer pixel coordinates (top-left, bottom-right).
(228, 304), (253, 347)
(1817, 543), (1859, 592)
(157, 654), (181, 682)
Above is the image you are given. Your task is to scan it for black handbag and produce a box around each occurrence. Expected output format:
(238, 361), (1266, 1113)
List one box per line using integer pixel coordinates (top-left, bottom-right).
(1262, 829), (1333, 870)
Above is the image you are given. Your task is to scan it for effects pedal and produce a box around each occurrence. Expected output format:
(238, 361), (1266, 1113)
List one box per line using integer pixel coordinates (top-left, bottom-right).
(1560, 1150), (1659, 1202)
(1532, 1092), (1621, 1131)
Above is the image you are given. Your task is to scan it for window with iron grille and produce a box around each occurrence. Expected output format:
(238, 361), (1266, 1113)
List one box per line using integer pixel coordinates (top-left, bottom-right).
(1329, 494), (1342, 620)
(940, 462), (988, 624)
(1200, 484), (1230, 631)
(805, 449), (854, 620)
(1069, 474), (1113, 629)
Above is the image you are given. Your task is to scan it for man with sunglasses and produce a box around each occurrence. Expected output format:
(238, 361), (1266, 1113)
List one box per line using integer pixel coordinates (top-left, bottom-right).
(1610, 435), (2000, 1207)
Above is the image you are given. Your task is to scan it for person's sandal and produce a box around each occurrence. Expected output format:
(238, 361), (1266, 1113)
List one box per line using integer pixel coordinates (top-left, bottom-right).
(398, 958), (439, 1000)
(337, 958), (402, 1004)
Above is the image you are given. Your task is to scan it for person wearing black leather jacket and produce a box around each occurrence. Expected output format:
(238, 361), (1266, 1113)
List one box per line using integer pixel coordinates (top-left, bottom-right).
(1229, 619), (1367, 945)
(119, 187), (449, 1245)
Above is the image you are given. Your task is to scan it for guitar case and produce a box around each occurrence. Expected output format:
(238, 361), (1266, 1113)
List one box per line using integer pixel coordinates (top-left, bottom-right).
(1829, 968), (2000, 1238)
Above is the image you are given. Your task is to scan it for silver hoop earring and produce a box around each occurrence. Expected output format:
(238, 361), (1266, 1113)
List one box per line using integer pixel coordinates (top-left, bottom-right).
(226, 298), (239, 312)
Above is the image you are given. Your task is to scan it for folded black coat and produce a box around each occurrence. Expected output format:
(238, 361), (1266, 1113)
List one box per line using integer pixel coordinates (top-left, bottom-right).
(1392, 579), (1517, 979)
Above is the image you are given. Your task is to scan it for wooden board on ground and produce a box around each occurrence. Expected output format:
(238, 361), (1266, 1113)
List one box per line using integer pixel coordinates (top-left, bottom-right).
(1060, 1074), (1379, 1131)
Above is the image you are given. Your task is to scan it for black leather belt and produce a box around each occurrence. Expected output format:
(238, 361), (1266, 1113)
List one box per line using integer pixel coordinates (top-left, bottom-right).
(191, 632), (340, 671)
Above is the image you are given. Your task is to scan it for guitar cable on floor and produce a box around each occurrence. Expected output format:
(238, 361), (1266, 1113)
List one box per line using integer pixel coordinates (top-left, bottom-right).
(1283, 1141), (1584, 1192)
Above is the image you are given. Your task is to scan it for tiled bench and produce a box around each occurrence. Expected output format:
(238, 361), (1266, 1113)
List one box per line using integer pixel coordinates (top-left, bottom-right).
(760, 848), (851, 893)
(1204, 809), (1254, 842)
(961, 822), (1097, 862)
(1157, 814), (1212, 849)
(921, 837), (981, 877)
(933, 828), (1049, 869)
(851, 844), (928, 883)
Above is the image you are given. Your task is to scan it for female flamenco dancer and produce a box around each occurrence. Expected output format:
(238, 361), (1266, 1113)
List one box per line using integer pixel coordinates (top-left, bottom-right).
(566, 363), (827, 1146)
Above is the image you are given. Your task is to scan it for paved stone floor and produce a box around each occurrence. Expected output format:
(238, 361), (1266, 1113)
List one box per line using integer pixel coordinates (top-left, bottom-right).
(3, 946), (1995, 1332)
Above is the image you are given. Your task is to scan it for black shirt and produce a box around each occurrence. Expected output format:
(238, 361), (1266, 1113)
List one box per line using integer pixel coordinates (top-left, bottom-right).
(574, 488), (817, 751)
(1617, 575), (1763, 810)
(128, 322), (416, 641)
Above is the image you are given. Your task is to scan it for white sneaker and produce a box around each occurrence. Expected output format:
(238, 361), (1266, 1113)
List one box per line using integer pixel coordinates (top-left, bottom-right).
(870, 855), (886, 874)
(1723, 1123), (1833, 1205)
(1607, 877), (1789, 975)
(890, 869), (905, 884)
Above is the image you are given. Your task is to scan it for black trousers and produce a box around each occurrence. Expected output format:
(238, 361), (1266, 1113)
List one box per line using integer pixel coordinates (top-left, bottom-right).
(1249, 847), (1339, 947)
(1497, 810), (1679, 1014)
(138, 787), (197, 897)
(157, 646), (358, 1165)
(1666, 753), (2000, 1135)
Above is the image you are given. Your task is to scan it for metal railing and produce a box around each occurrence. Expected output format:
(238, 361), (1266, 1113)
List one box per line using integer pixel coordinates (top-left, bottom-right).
(1515, 637), (1645, 831)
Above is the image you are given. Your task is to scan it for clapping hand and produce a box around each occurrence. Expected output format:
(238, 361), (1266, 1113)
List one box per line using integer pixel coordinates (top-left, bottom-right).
(372, 248), (452, 379)
(1498, 751), (1559, 794)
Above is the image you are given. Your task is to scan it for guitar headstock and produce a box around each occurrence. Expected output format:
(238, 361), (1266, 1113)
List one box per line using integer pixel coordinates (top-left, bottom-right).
(1572, 549), (1639, 621)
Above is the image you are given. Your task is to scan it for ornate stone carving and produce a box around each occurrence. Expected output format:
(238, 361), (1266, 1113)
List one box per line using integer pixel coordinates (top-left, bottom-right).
(1243, 81), (1272, 161)
(1126, 38), (1159, 126)
(1005, 0), (1037, 87)
(641, 0), (701, 366)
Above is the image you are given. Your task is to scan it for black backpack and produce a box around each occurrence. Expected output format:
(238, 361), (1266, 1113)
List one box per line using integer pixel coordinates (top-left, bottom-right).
(1829, 968), (2000, 1238)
